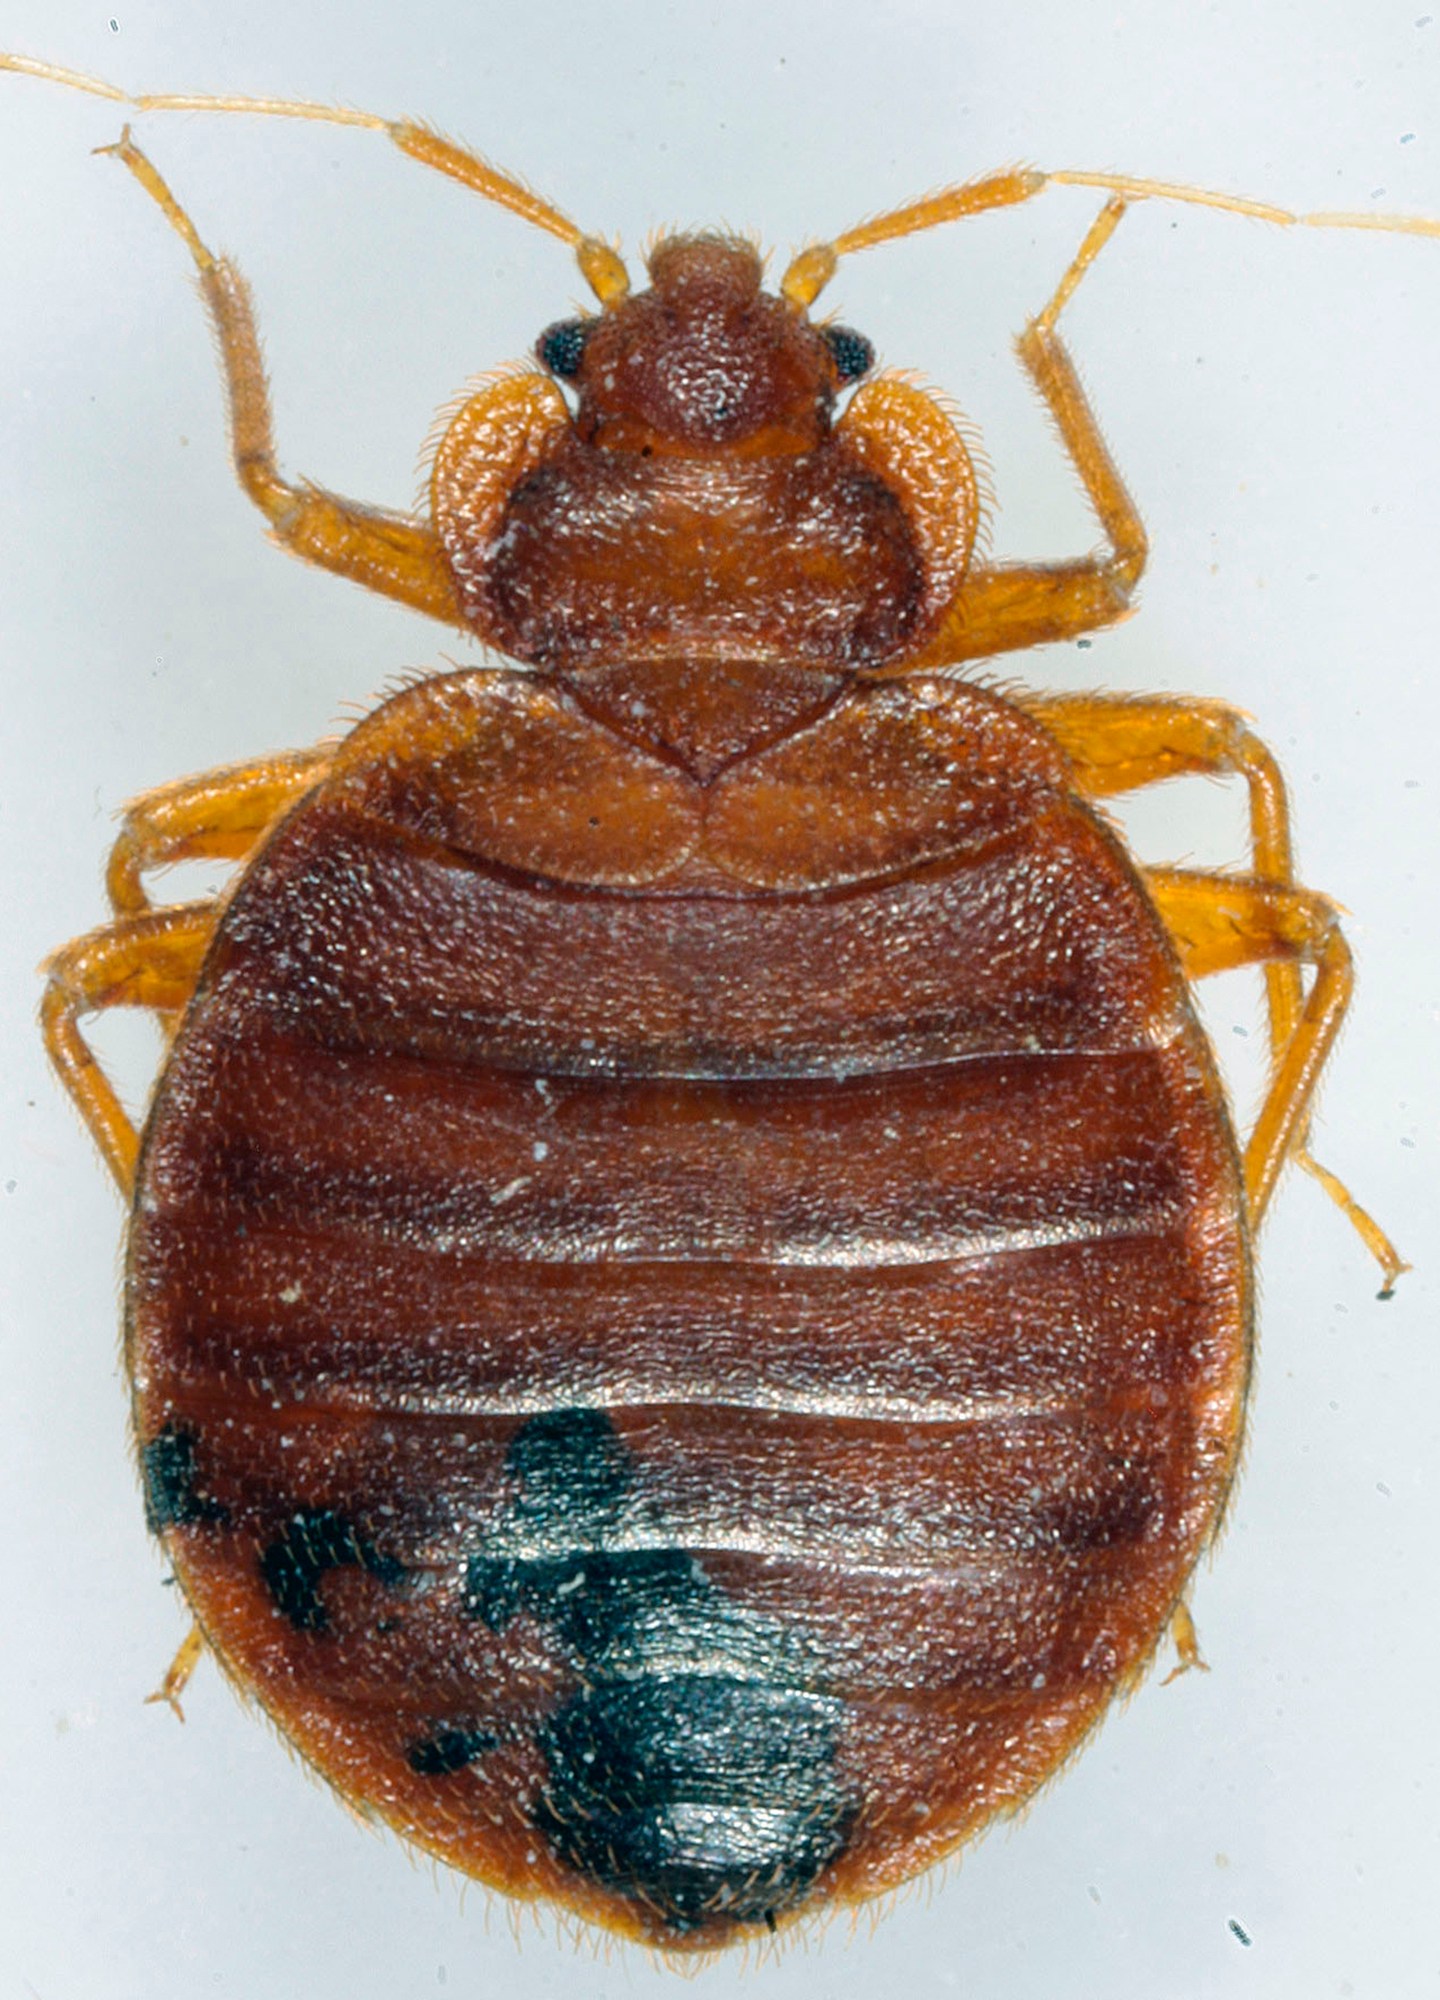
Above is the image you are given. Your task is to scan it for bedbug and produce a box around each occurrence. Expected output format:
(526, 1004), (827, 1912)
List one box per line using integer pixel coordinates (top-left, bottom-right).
(6, 51), (1423, 1955)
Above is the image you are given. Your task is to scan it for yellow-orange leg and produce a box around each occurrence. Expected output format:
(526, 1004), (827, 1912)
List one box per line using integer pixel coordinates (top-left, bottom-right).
(1021, 690), (1404, 1290)
(1162, 1600), (1209, 1686)
(98, 130), (464, 630)
(106, 745), (332, 916)
(1146, 868), (1405, 1295)
(897, 198), (1149, 673)
(1023, 692), (1297, 1031)
(144, 1622), (206, 1721)
(44, 894), (233, 1713)
(41, 904), (213, 1192)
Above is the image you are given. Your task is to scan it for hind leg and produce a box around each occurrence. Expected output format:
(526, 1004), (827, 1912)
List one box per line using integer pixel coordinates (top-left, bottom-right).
(1020, 691), (1404, 1292)
(42, 895), (233, 1710)
(1146, 867), (1405, 1296)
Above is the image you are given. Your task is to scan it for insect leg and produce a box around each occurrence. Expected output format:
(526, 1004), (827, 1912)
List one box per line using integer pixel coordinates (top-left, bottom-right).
(41, 905), (214, 1192)
(902, 200), (1150, 670)
(1145, 868), (1406, 1294)
(1029, 690), (1403, 1288)
(1160, 1600), (1208, 1686)
(144, 1622), (207, 1722)
(1020, 693), (1297, 1032)
(106, 746), (332, 916)
(98, 129), (464, 627)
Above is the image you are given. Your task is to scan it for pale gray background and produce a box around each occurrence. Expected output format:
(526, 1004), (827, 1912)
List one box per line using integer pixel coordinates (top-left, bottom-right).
(1, 3), (1436, 1997)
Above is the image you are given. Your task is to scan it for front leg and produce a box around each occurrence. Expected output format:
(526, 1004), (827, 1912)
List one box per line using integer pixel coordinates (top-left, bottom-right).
(904, 199), (1149, 670)
(103, 130), (464, 629)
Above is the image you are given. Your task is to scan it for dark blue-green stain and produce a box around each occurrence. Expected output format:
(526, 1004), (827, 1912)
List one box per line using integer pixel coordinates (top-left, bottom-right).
(140, 1421), (230, 1534)
(406, 1725), (501, 1777)
(460, 1408), (857, 1934)
(259, 1506), (407, 1634)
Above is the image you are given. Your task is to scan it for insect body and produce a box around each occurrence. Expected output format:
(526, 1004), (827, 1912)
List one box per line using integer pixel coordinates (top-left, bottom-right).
(10, 53), (1416, 1953)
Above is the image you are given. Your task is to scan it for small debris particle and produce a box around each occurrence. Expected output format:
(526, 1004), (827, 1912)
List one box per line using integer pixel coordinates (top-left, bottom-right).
(1228, 1917), (1253, 1947)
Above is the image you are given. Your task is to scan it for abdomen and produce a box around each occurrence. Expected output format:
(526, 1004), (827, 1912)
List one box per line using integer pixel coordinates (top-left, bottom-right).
(127, 745), (1249, 1949)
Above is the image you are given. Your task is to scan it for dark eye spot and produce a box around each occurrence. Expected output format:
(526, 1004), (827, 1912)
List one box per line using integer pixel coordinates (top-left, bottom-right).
(537, 318), (592, 378)
(822, 324), (874, 383)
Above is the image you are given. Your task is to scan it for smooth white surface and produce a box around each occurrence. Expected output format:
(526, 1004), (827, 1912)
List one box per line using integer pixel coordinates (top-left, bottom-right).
(1, 4), (1436, 1997)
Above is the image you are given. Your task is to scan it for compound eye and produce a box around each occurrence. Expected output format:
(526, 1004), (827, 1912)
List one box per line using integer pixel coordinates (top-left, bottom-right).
(822, 324), (875, 383)
(536, 318), (593, 379)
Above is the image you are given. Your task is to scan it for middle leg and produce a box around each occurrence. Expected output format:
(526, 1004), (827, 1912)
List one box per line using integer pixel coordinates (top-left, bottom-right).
(106, 744), (333, 916)
(42, 903), (215, 1191)
(1016, 691), (1299, 1045)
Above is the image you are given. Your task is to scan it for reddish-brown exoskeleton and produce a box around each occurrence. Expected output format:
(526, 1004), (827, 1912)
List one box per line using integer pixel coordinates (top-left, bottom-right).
(9, 49), (1419, 1953)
